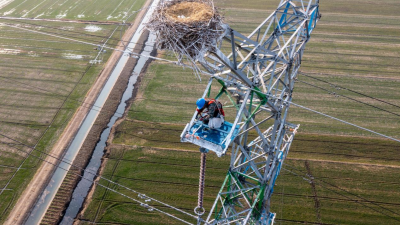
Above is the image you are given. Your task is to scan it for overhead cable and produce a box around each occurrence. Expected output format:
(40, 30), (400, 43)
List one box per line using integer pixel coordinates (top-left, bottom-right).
(247, 86), (400, 143)
(282, 167), (400, 223)
(0, 132), (200, 222)
(289, 101), (400, 143)
(1, 23), (178, 64)
(283, 164), (400, 221)
(0, 17), (156, 50)
(0, 64), (93, 197)
(0, 139), (196, 225)
(299, 72), (400, 109)
(296, 79), (400, 117)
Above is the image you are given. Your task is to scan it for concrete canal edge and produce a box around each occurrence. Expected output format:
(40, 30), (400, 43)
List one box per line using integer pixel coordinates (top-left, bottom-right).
(75, 35), (157, 225)
(41, 29), (154, 225)
(3, 0), (154, 224)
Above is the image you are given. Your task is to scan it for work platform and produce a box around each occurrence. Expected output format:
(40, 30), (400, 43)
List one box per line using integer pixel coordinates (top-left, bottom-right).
(180, 121), (240, 157)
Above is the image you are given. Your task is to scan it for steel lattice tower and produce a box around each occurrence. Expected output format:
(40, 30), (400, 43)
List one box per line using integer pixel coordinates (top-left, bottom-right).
(181, 0), (320, 224)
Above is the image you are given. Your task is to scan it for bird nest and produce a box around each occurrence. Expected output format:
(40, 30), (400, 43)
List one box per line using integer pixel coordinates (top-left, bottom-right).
(146, 0), (225, 62)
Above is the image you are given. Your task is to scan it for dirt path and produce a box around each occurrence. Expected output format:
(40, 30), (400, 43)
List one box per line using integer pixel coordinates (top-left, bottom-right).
(3, 0), (153, 224)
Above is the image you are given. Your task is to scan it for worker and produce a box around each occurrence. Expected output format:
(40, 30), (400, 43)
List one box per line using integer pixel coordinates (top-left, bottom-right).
(196, 98), (225, 129)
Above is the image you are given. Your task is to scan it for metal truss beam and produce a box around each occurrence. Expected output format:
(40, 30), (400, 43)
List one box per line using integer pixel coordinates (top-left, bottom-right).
(194, 0), (321, 224)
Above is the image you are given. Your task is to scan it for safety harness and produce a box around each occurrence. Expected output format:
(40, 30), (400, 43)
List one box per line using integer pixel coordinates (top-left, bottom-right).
(208, 99), (225, 117)
(196, 99), (225, 118)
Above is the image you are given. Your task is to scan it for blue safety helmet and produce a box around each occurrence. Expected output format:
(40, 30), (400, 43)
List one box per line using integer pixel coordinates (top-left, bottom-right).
(196, 98), (206, 109)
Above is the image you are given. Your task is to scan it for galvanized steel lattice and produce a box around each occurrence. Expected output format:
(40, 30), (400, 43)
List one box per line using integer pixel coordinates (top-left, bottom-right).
(178, 0), (321, 224)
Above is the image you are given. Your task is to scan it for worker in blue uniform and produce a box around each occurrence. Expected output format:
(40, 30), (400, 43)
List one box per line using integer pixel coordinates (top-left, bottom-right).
(196, 98), (225, 129)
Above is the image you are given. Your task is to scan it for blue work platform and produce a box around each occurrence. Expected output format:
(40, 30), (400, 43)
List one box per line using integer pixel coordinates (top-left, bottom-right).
(180, 120), (240, 157)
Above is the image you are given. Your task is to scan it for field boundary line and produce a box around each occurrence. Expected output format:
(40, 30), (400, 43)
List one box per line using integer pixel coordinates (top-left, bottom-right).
(299, 69), (400, 81)
(323, 12), (400, 19)
(111, 144), (400, 169)
(111, 144), (199, 153)
(312, 37), (400, 47)
(3, 0), (153, 223)
(288, 158), (400, 169)
(0, 16), (126, 25)
(221, 8), (400, 19)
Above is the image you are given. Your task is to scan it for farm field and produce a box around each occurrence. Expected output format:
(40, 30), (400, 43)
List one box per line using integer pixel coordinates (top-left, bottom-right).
(0, 0), (145, 21)
(79, 61), (400, 224)
(0, 0), (147, 223)
(79, 143), (400, 225)
(79, 0), (400, 224)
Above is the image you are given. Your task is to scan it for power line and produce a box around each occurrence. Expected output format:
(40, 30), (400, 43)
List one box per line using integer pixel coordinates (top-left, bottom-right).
(296, 79), (400, 117)
(0, 18), (156, 50)
(2, 18), (129, 43)
(2, 14), (399, 224)
(306, 51), (400, 60)
(0, 20), (163, 128)
(302, 58), (397, 68)
(109, 158), (227, 171)
(2, 19), (208, 78)
(9, 69), (398, 137)
(282, 164), (400, 222)
(0, 21), (191, 219)
(299, 72), (400, 109)
(0, 74), (195, 126)
(301, 65), (400, 76)
(5, 132), (399, 223)
(113, 173), (400, 201)
(288, 101), (400, 143)
(0, 63), (94, 197)
(282, 168), (400, 223)
(1, 92), (396, 222)
(275, 218), (337, 225)
(0, 132), (201, 221)
(0, 63), (83, 73)
(0, 22), (177, 65)
(0, 138), (197, 224)
(285, 163), (400, 217)
(107, 127), (400, 164)
(273, 191), (400, 207)
(0, 73), (125, 118)
(6, 73), (396, 162)
(248, 86), (400, 142)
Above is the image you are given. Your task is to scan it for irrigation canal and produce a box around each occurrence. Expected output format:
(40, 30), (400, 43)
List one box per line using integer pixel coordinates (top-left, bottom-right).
(59, 32), (157, 225)
(24, 0), (160, 223)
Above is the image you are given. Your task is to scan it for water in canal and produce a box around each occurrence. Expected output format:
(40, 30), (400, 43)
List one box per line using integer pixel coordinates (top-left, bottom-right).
(59, 33), (156, 225)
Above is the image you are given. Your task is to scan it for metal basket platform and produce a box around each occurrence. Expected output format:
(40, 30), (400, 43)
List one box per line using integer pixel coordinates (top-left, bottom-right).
(180, 120), (240, 157)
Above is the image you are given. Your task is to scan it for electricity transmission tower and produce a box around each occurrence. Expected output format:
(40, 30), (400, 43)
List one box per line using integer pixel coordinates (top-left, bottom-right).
(181, 0), (321, 224)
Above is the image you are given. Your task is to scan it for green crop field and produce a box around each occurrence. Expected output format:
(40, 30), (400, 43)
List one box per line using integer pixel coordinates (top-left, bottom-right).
(0, 0), (147, 222)
(79, 143), (400, 225)
(79, 62), (400, 224)
(79, 0), (400, 224)
(0, 0), (145, 21)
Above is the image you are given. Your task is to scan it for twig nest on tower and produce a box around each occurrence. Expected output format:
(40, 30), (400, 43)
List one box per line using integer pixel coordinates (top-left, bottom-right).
(146, 0), (225, 61)
(165, 2), (213, 23)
